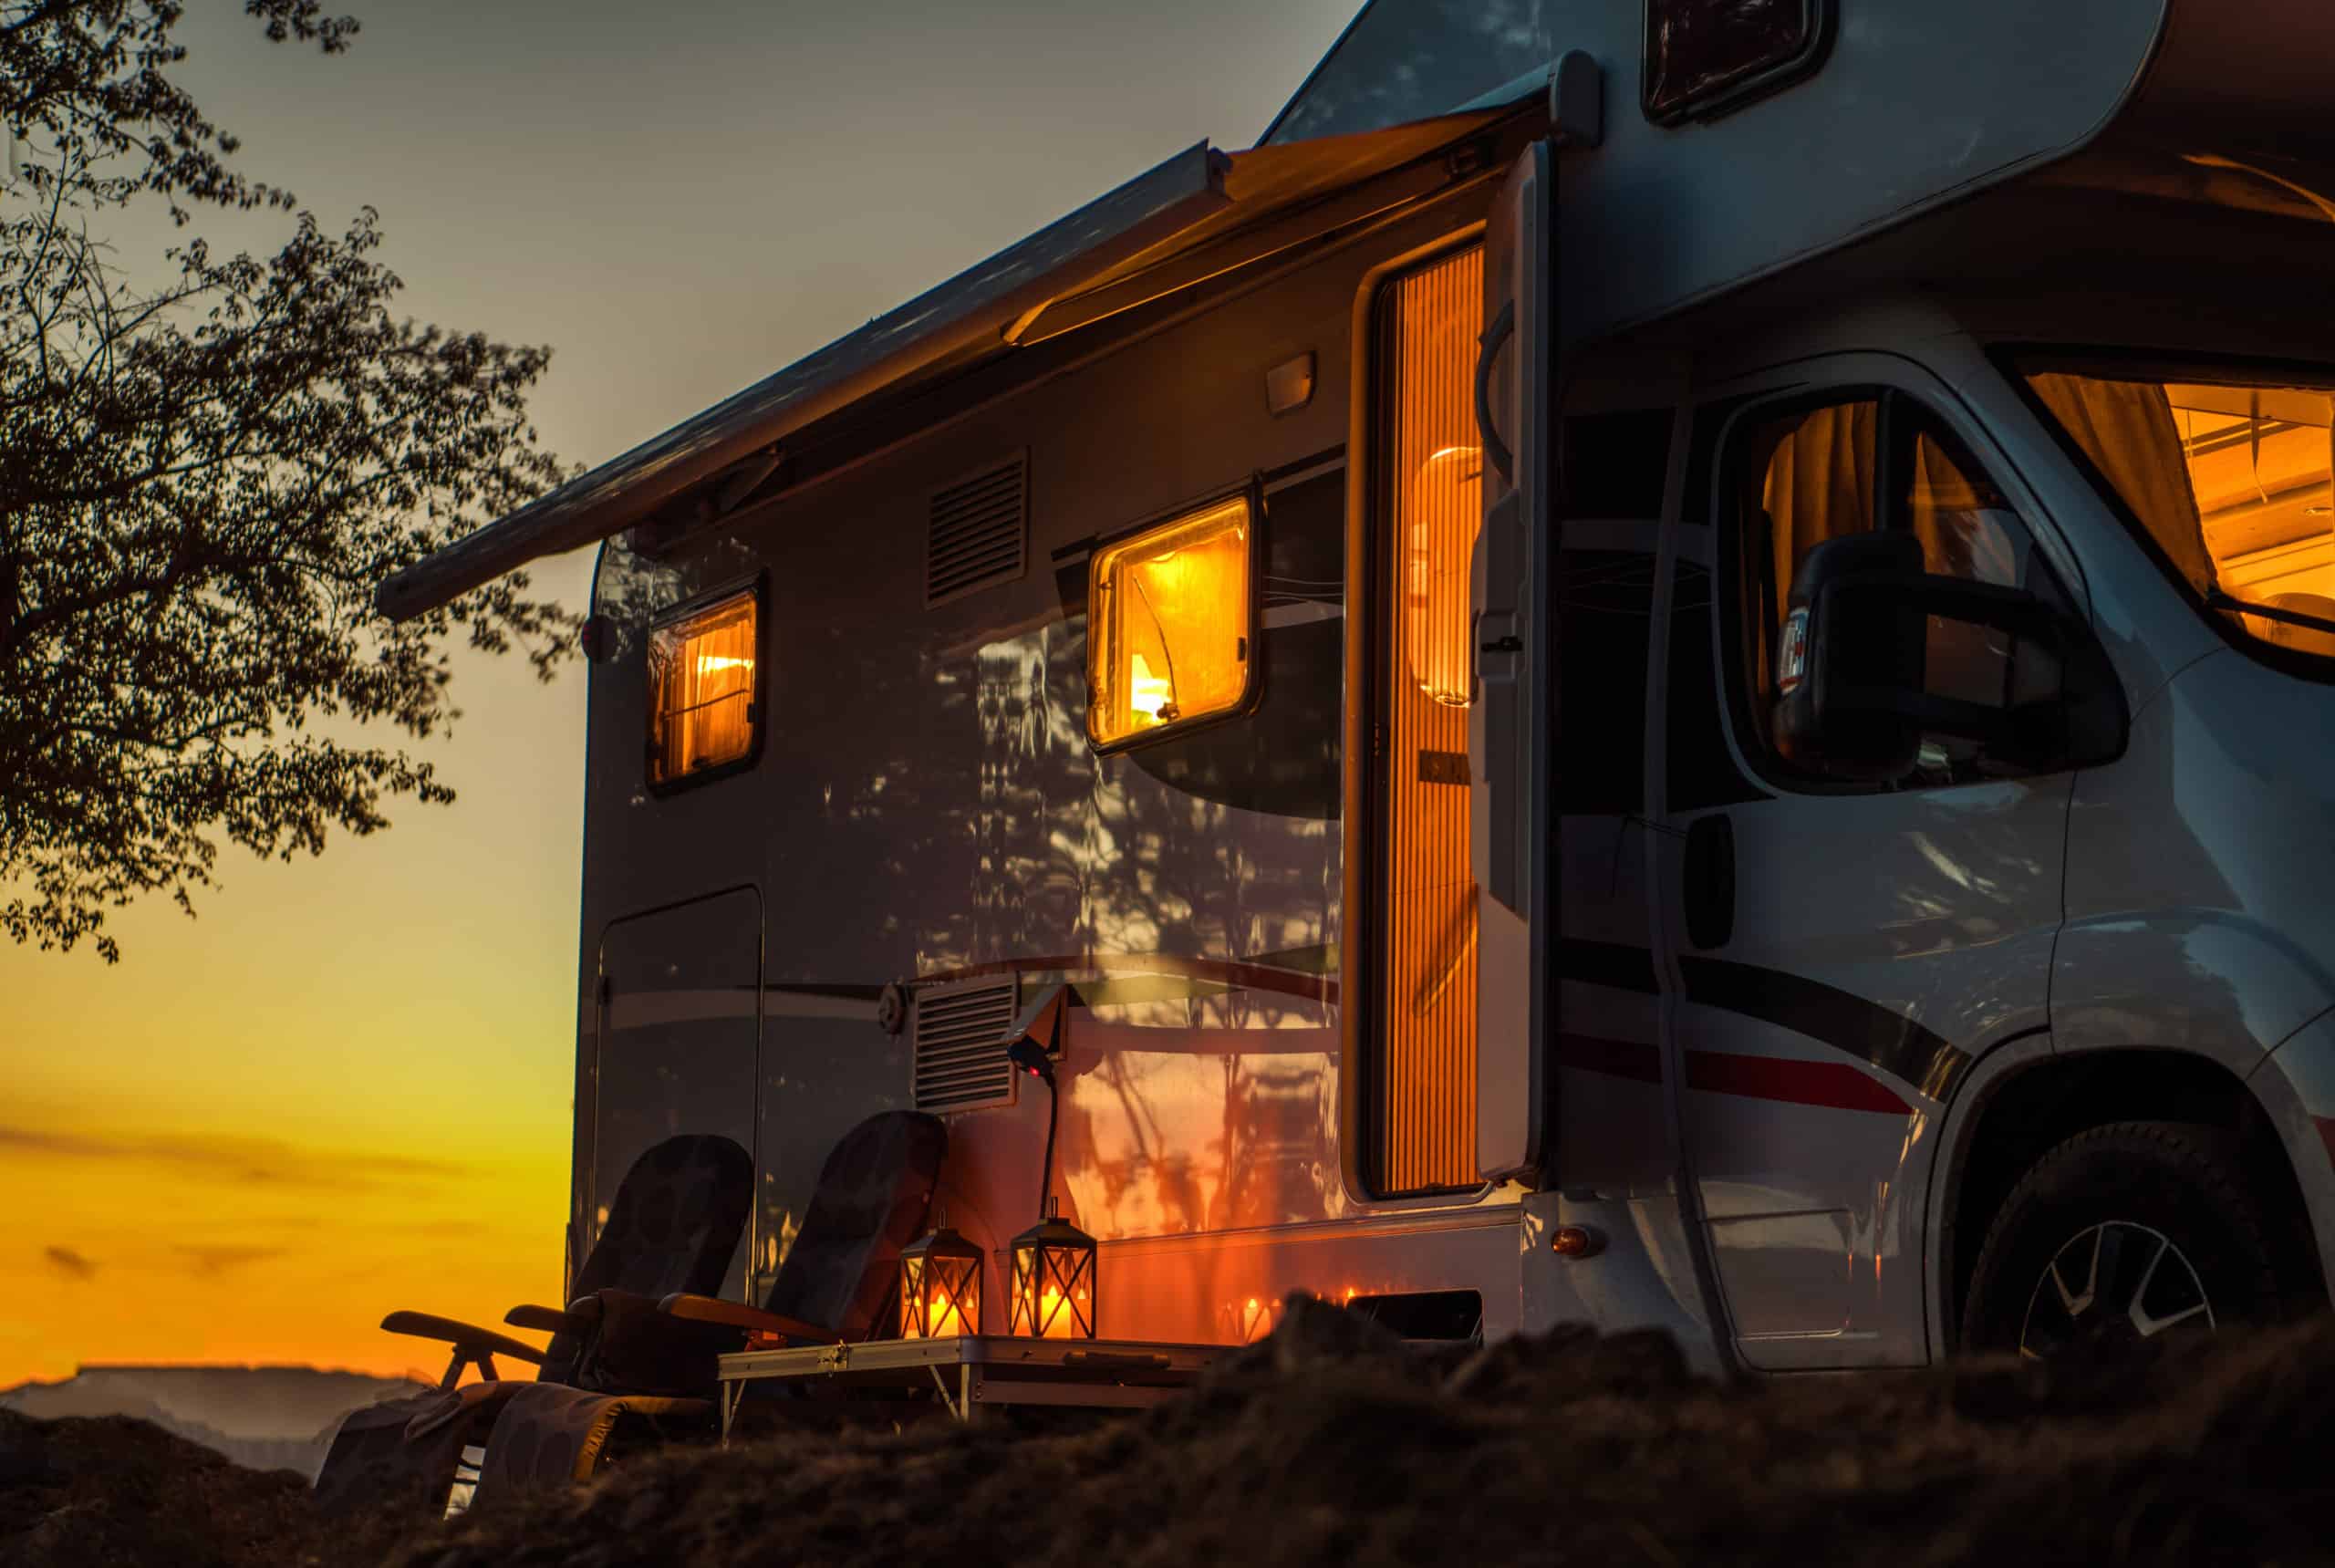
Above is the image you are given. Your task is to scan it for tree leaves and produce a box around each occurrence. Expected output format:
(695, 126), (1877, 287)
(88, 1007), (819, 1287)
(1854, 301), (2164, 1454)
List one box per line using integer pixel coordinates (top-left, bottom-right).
(2, 3), (577, 960)
(3, 1), (357, 216)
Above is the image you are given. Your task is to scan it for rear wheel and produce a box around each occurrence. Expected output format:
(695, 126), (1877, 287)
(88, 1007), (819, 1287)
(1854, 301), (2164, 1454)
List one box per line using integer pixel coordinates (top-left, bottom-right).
(1963, 1121), (2286, 1357)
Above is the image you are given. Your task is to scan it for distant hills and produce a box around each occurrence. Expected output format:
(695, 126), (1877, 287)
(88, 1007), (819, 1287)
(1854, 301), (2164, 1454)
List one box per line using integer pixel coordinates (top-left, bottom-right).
(0, 1364), (428, 1479)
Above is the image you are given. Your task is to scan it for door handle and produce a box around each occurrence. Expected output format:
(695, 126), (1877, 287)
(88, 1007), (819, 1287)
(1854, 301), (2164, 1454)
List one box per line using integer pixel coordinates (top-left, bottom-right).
(1474, 298), (1516, 484)
(1683, 814), (1735, 950)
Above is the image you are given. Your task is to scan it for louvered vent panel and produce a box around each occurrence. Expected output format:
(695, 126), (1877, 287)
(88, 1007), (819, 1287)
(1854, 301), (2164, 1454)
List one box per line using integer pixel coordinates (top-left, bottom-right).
(912, 979), (1019, 1113)
(926, 454), (1028, 607)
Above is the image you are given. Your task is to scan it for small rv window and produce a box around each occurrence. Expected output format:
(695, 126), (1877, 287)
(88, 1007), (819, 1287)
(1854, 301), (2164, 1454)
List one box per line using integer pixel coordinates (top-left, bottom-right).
(647, 587), (759, 785)
(1085, 495), (1255, 750)
(1644, 0), (1832, 125)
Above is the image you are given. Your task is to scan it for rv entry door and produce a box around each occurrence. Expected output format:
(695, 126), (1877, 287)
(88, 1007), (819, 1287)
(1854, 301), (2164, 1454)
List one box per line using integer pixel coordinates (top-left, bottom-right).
(590, 888), (762, 1303)
(1471, 140), (1552, 1182)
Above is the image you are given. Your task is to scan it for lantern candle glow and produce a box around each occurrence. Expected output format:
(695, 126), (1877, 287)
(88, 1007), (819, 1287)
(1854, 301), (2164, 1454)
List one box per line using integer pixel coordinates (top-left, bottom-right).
(898, 1225), (982, 1339)
(1009, 1199), (1097, 1339)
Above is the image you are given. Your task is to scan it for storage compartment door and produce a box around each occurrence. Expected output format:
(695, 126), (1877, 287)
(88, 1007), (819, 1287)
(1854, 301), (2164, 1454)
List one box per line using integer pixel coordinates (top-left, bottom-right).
(1472, 140), (1553, 1182)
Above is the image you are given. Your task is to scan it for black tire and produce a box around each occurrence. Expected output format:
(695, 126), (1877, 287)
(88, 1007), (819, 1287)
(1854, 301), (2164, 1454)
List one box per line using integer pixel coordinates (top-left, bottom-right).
(1963, 1120), (2287, 1355)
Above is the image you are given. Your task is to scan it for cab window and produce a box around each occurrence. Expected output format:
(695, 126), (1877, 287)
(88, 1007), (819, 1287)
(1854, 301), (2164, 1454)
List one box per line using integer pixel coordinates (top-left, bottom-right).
(2026, 368), (2335, 661)
(1721, 391), (2061, 787)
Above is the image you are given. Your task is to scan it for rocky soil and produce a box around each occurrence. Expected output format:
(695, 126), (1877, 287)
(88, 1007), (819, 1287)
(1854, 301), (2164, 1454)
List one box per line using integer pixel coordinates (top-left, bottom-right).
(9, 1298), (2335, 1567)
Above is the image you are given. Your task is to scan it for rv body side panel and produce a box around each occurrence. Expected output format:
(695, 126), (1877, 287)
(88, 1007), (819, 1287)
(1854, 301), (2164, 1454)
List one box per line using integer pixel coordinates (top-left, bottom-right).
(2058, 652), (2335, 1082)
(1101, 1208), (1522, 1344)
(574, 192), (1560, 1342)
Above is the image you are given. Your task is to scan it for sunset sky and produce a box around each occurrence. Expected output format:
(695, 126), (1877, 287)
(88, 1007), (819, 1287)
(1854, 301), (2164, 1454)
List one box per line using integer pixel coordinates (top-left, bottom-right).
(0, 0), (1358, 1388)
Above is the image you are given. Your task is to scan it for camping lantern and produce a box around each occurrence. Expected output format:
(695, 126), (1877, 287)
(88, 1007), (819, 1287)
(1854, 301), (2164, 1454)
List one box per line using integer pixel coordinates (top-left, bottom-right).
(1009, 1199), (1097, 1339)
(898, 1225), (982, 1338)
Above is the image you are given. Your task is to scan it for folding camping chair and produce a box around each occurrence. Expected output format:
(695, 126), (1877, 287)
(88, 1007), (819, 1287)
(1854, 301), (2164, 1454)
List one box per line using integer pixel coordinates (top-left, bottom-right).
(311, 1131), (752, 1515)
(465, 1109), (946, 1507)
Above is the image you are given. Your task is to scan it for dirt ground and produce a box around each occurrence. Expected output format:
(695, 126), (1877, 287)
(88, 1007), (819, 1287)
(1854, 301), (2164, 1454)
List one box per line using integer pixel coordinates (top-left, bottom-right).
(9, 1297), (2335, 1567)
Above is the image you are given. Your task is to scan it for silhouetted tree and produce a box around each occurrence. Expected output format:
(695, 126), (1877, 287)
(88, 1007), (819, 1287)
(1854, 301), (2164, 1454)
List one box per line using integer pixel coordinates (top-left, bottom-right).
(1, 2), (576, 960)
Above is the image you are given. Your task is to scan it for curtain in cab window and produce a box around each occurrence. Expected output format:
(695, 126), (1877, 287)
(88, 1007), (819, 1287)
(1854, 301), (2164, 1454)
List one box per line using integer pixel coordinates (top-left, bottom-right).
(649, 592), (756, 784)
(1741, 400), (1877, 716)
(2029, 370), (2335, 657)
(2029, 375), (2211, 592)
(1378, 244), (1482, 1195)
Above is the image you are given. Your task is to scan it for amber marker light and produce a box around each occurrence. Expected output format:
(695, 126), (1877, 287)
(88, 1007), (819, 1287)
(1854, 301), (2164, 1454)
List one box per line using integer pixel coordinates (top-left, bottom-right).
(1551, 1225), (1604, 1259)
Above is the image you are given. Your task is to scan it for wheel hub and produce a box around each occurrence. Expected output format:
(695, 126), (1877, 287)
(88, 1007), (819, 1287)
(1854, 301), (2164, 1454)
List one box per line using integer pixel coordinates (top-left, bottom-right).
(2017, 1220), (2216, 1359)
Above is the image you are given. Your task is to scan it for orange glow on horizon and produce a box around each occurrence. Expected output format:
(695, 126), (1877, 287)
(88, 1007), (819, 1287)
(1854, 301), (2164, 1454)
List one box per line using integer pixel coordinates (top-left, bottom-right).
(0, 597), (584, 1392)
(0, 1104), (568, 1388)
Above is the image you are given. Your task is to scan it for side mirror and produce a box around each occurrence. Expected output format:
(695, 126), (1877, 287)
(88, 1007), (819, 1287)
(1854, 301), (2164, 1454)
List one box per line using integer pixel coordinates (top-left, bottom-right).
(1772, 533), (1927, 782)
(1773, 533), (2125, 782)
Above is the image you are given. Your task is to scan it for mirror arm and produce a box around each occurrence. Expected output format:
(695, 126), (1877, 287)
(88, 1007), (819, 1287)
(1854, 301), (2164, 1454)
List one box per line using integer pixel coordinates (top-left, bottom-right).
(1827, 570), (2064, 642)
(1827, 685), (2007, 742)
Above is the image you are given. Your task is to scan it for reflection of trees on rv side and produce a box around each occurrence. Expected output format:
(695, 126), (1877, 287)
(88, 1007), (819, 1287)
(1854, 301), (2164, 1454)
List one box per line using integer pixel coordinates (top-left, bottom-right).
(1070, 474), (1348, 1236)
(925, 472), (1347, 1239)
(589, 472), (1354, 1240)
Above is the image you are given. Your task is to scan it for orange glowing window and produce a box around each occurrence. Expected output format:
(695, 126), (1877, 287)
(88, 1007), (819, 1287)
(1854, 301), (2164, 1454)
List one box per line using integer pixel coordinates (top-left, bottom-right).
(1086, 494), (1255, 749)
(647, 587), (759, 785)
(1375, 242), (1484, 1196)
(1407, 444), (1485, 705)
(2029, 370), (2335, 659)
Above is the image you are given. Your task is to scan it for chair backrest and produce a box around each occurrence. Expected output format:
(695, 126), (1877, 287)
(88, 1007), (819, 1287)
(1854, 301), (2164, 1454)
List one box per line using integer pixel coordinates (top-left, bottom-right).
(762, 1112), (947, 1340)
(549, 1133), (752, 1381)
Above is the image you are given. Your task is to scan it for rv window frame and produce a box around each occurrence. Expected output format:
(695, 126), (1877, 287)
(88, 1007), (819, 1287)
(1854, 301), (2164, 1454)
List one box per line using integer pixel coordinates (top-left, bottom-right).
(1082, 480), (1267, 757)
(642, 572), (769, 796)
(2001, 346), (2335, 688)
(1641, 0), (1837, 128)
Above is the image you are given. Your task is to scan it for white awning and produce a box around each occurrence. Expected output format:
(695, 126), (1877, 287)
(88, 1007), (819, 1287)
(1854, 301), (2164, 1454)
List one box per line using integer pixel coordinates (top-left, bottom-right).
(375, 98), (1532, 622)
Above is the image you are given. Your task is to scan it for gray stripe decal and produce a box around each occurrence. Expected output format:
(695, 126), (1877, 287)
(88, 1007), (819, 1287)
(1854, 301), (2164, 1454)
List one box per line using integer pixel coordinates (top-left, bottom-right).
(1559, 939), (1971, 1102)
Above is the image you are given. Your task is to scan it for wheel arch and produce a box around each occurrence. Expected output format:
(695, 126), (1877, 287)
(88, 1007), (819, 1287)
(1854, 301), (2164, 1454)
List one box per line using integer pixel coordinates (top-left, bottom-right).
(1925, 1035), (2322, 1358)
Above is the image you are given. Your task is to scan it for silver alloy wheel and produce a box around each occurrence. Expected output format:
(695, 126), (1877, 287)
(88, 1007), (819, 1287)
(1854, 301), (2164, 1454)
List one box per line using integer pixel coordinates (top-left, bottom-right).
(2017, 1220), (2216, 1360)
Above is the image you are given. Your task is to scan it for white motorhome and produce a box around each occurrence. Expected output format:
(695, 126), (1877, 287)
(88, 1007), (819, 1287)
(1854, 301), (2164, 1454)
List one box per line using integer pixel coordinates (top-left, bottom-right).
(384, 0), (2335, 1370)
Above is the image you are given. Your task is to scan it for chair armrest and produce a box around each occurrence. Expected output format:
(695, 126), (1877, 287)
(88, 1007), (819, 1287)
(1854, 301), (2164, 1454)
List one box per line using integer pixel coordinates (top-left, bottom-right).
(379, 1310), (546, 1366)
(504, 1303), (585, 1335)
(657, 1293), (841, 1344)
(560, 1288), (667, 1322)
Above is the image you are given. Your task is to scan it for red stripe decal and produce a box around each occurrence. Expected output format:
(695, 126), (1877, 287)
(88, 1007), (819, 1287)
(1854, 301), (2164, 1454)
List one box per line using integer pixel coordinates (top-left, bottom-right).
(1554, 1033), (1664, 1084)
(2313, 1116), (2335, 1168)
(1686, 1051), (1913, 1116)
